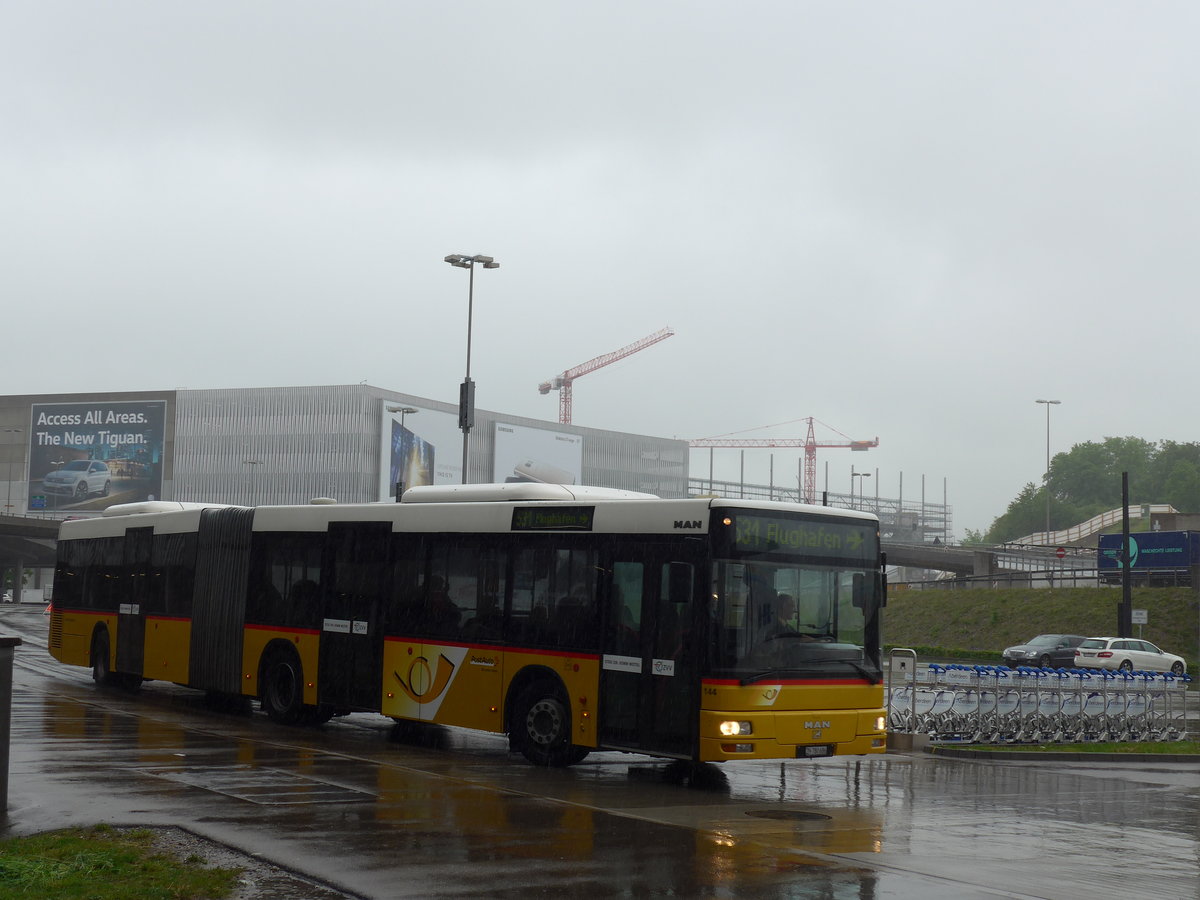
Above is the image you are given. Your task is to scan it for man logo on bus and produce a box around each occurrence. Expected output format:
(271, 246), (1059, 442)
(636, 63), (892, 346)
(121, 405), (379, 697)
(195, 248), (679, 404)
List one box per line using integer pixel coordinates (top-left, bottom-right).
(393, 653), (456, 704)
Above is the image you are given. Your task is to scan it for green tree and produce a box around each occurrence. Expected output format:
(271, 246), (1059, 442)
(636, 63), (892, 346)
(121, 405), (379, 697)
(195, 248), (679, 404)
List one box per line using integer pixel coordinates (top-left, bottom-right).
(984, 482), (1044, 543)
(961, 528), (985, 545)
(985, 435), (1200, 543)
(1162, 459), (1200, 511)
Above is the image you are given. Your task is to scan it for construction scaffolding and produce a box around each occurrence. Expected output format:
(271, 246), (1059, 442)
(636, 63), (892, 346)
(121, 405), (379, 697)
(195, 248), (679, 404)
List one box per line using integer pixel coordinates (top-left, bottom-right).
(687, 476), (951, 544)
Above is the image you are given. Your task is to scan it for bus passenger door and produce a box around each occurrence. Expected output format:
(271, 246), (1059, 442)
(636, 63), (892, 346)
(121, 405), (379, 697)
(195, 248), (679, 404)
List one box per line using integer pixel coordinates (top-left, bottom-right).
(318, 522), (392, 712)
(116, 527), (153, 677)
(599, 545), (701, 758)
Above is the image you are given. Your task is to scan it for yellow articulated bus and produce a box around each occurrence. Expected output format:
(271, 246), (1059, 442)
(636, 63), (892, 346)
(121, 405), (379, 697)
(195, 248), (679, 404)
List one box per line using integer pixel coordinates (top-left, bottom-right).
(47, 483), (887, 766)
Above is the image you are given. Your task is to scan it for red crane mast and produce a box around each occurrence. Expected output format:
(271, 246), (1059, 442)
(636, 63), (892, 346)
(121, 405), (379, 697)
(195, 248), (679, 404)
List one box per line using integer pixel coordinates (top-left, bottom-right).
(539, 326), (675, 424)
(689, 417), (878, 503)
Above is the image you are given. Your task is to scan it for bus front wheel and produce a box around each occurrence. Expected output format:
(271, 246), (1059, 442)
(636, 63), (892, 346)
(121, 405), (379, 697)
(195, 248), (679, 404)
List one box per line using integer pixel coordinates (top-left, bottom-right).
(261, 649), (305, 725)
(511, 681), (588, 767)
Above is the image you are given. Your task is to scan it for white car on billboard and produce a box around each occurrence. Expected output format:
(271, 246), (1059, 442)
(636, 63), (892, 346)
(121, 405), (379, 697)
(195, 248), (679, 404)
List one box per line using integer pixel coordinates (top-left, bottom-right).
(42, 459), (111, 499)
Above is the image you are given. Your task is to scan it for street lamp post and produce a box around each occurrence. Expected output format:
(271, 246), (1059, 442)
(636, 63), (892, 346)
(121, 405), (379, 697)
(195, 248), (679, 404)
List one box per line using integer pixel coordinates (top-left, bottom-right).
(387, 406), (419, 431)
(3, 428), (21, 516)
(1036, 399), (1061, 540)
(851, 470), (870, 510)
(444, 253), (499, 484)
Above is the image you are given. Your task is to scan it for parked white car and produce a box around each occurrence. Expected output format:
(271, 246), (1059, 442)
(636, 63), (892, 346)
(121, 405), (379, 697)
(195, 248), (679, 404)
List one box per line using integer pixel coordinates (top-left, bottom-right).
(1074, 637), (1186, 675)
(42, 459), (111, 499)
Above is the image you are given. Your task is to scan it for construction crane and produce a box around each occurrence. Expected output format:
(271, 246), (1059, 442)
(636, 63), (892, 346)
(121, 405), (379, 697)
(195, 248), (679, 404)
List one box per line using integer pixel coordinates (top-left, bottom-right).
(689, 417), (878, 503)
(539, 326), (675, 424)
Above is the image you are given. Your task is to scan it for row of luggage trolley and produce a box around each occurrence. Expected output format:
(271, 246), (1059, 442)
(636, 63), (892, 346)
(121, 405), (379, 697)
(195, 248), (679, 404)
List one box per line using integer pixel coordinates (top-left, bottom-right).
(886, 649), (1193, 744)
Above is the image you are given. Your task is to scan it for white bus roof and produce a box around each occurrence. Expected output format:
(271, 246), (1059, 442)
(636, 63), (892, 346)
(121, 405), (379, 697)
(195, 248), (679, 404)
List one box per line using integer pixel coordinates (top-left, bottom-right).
(399, 483), (659, 503)
(102, 501), (235, 517)
(60, 486), (878, 540)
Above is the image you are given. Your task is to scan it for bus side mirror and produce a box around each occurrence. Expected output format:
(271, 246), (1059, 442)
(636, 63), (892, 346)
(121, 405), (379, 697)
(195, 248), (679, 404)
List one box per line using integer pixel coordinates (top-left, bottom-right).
(852, 572), (883, 609)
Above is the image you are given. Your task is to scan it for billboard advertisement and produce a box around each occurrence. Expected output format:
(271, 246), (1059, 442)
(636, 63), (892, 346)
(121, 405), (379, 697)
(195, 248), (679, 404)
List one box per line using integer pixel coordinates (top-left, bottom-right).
(493, 422), (582, 485)
(1097, 531), (1200, 572)
(27, 400), (167, 513)
(380, 403), (463, 498)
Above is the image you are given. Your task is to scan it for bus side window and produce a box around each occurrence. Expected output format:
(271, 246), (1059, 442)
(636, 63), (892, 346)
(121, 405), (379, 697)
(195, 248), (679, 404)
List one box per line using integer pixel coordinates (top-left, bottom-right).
(287, 579), (320, 620)
(390, 536), (424, 634)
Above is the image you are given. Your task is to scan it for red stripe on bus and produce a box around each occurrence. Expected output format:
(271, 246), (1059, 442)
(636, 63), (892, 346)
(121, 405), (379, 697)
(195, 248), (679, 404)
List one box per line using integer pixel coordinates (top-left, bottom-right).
(244, 623), (320, 637)
(146, 615), (191, 623)
(51, 608), (112, 618)
(382, 635), (599, 661)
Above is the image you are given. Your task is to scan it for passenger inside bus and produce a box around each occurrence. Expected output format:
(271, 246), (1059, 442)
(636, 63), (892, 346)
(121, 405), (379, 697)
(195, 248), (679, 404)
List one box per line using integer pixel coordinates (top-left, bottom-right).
(462, 594), (502, 640)
(424, 576), (460, 634)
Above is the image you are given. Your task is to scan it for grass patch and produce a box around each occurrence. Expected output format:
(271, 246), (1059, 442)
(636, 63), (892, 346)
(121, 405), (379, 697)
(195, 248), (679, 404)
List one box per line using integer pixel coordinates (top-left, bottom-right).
(884, 585), (1198, 670)
(965, 740), (1200, 755)
(0, 825), (240, 900)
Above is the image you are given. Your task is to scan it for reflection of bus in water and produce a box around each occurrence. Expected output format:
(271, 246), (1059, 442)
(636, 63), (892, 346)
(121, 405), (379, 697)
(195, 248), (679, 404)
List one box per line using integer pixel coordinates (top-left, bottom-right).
(47, 483), (886, 766)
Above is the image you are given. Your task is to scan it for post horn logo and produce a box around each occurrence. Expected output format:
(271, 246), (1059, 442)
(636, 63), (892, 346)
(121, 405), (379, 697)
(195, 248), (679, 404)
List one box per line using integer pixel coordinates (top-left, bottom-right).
(393, 653), (456, 703)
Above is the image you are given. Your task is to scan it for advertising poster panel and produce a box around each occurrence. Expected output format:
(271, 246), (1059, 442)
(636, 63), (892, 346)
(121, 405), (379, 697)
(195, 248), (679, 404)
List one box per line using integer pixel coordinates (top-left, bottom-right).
(493, 422), (583, 485)
(28, 400), (167, 513)
(380, 403), (463, 498)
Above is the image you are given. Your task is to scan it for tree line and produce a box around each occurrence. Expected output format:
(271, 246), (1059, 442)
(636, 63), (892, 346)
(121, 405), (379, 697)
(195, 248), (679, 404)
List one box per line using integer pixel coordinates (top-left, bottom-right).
(969, 437), (1200, 544)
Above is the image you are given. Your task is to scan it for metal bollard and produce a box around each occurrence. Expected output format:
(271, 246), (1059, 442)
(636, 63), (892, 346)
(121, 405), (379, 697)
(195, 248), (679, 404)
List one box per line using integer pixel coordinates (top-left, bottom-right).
(0, 636), (21, 815)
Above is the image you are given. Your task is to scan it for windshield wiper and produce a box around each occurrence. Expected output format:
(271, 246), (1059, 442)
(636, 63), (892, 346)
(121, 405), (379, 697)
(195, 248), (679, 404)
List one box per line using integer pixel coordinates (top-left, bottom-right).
(738, 658), (880, 686)
(738, 668), (799, 686)
(835, 658), (881, 682)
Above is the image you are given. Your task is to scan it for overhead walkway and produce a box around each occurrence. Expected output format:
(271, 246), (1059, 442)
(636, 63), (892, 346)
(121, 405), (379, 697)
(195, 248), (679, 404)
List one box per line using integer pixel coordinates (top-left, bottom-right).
(1009, 504), (1178, 548)
(882, 541), (989, 576)
(0, 514), (59, 568)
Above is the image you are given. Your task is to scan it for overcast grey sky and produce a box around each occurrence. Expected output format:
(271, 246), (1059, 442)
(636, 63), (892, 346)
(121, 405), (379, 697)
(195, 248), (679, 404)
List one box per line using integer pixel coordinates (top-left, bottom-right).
(4, 2), (1198, 534)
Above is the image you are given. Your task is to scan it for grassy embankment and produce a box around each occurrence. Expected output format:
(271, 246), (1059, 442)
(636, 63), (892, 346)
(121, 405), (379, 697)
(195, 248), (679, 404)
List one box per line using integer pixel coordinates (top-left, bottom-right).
(883, 585), (1199, 669)
(0, 825), (239, 900)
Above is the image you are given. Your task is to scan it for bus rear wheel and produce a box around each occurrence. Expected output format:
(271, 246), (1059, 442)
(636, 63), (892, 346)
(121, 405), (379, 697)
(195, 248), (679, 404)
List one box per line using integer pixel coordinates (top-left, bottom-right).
(91, 631), (114, 685)
(90, 631), (141, 690)
(261, 649), (306, 724)
(511, 681), (588, 767)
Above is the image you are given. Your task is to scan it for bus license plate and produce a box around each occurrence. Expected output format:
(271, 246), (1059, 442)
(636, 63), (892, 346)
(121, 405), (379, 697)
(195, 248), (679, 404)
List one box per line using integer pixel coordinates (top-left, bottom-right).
(799, 745), (833, 758)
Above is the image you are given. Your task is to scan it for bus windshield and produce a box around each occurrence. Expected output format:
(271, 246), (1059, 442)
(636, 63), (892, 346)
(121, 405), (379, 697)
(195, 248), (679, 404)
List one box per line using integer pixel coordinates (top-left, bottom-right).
(707, 511), (882, 682)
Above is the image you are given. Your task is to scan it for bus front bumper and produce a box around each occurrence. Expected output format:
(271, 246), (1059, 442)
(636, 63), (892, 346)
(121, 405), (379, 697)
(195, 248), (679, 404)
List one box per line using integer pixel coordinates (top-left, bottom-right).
(697, 708), (887, 762)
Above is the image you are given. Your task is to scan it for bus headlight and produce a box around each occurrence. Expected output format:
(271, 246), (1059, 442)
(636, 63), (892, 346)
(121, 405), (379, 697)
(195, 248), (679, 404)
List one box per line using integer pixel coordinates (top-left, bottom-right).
(719, 720), (753, 736)
(875, 716), (886, 732)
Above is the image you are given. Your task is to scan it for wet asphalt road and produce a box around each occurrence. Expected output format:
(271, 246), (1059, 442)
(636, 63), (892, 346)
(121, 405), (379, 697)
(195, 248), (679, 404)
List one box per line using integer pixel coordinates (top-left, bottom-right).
(1, 605), (1197, 900)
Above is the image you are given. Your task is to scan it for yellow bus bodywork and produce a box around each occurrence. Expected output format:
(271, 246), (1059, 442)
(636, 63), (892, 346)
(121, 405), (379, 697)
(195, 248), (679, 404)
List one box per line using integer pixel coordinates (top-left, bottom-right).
(47, 608), (112, 670)
(698, 680), (886, 762)
(143, 617), (191, 685)
(381, 640), (600, 748)
(241, 626), (322, 706)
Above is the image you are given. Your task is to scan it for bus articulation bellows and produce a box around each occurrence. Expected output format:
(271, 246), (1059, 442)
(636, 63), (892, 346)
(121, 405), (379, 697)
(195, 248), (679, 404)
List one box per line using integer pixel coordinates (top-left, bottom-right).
(47, 483), (888, 766)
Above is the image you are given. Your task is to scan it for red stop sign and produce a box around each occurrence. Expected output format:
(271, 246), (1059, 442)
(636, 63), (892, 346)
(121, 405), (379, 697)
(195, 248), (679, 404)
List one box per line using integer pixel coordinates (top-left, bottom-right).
(1056, 547), (1066, 559)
